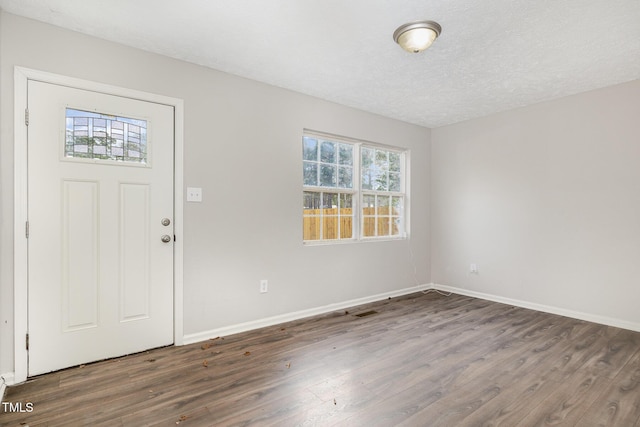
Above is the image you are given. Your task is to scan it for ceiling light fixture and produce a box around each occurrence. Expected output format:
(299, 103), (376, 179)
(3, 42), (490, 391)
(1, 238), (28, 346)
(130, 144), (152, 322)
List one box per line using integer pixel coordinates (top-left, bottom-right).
(393, 20), (442, 53)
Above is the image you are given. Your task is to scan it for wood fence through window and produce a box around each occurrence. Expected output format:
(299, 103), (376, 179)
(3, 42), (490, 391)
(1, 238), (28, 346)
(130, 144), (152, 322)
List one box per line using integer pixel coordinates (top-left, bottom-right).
(303, 208), (399, 240)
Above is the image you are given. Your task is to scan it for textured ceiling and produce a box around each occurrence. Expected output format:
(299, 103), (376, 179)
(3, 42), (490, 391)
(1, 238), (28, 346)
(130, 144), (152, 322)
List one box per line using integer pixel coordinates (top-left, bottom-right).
(1, 0), (639, 128)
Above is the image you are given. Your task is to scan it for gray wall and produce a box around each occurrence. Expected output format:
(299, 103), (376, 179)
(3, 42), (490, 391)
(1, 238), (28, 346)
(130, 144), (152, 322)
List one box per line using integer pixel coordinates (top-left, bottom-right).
(0, 12), (431, 377)
(431, 79), (640, 328)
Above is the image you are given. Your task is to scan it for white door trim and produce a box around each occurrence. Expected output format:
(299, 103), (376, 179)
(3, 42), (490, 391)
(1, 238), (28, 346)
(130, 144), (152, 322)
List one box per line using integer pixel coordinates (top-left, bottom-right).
(13, 67), (184, 384)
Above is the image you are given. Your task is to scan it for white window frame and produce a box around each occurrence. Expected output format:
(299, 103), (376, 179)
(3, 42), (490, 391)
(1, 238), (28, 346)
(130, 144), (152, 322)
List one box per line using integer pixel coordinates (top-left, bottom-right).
(303, 130), (409, 245)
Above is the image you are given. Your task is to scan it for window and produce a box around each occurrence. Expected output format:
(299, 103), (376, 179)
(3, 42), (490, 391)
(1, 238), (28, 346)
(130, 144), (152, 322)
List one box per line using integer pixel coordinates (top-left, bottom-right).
(303, 137), (355, 240)
(303, 132), (407, 243)
(65, 108), (148, 164)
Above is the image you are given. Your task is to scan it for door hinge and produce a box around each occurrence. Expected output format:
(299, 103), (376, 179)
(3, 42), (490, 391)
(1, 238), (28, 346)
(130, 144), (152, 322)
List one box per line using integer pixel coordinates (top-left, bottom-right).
(25, 221), (29, 238)
(26, 333), (29, 351)
(25, 108), (29, 126)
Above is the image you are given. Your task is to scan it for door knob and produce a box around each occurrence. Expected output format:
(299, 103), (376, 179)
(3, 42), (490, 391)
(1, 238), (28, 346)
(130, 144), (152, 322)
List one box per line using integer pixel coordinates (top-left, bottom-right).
(161, 218), (171, 226)
(161, 234), (172, 243)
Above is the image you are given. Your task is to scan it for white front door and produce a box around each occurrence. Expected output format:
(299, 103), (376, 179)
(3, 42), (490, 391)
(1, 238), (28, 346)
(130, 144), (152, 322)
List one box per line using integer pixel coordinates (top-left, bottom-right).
(27, 80), (175, 376)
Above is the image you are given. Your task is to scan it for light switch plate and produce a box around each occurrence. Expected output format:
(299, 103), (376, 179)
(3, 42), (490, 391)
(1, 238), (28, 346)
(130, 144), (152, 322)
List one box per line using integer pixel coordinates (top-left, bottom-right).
(186, 187), (202, 202)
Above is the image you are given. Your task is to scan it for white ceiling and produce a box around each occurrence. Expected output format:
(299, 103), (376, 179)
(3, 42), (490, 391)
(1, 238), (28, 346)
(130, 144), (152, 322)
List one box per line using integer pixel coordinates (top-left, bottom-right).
(1, 0), (639, 128)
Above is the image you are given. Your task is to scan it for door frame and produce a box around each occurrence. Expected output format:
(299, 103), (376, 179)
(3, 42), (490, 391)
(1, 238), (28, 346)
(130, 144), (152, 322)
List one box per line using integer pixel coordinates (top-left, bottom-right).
(13, 67), (185, 383)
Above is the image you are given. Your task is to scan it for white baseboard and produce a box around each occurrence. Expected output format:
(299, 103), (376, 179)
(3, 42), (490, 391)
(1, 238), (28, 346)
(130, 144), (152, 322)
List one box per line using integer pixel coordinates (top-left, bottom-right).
(183, 284), (432, 345)
(432, 283), (640, 333)
(1, 372), (14, 404)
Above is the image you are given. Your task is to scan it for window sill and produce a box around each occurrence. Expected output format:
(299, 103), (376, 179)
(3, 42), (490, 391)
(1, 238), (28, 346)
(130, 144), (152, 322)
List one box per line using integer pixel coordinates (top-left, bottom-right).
(303, 235), (408, 246)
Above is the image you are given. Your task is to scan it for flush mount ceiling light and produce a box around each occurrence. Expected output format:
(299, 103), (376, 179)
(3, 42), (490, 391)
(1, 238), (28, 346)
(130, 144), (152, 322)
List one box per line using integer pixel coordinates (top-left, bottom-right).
(393, 20), (442, 53)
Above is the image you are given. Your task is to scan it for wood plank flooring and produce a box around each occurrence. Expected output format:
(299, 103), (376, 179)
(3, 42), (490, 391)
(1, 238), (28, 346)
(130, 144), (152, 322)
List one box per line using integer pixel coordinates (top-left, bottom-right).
(3, 292), (640, 426)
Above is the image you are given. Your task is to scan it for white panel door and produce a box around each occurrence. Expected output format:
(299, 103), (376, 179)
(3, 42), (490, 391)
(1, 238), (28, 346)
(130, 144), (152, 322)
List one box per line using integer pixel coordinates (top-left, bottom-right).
(27, 80), (174, 376)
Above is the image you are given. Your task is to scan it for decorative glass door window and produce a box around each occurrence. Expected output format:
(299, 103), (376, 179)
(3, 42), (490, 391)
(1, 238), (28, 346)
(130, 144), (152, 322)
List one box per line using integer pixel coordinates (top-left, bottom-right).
(65, 108), (148, 164)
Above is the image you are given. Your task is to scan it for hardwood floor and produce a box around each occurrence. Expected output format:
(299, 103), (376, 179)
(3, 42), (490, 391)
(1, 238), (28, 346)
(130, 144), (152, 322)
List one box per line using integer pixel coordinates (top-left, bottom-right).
(3, 292), (640, 426)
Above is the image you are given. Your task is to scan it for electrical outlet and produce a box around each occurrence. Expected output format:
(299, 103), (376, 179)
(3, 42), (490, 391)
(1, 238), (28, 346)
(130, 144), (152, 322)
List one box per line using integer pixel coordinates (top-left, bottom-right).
(260, 279), (268, 293)
(470, 263), (479, 274)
